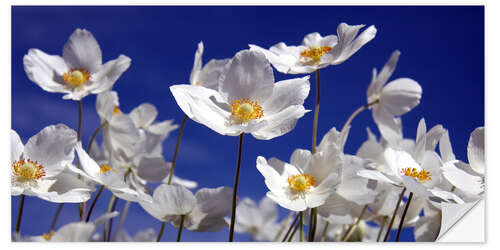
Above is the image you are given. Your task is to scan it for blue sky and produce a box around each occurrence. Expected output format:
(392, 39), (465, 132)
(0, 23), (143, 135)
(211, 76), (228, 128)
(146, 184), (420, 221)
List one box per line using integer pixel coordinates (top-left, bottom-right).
(11, 6), (484, 242)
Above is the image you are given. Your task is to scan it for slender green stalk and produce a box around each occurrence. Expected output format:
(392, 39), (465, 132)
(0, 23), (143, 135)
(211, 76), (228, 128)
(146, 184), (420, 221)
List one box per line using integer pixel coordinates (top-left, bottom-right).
(167, 115), (188, 185)
(157, 222), (166, 242)
(376, 216), (388, 242)
(49, 203), (64, 231)
(320, 221), (330, 242)
(103, 195), (116, 241)
(308, 207), (318, 241)
(176, 215), (185, 242)
(312, 69), (321, 153)
(228, 134), (244, 242)
(342, 205), (368, 241)
(85, 185), (104, 222)
(15, 195), (25, 234)
(395, 192), (414, 242)
(299, 212), (303, 242)
(87, 121), (108, 152)
(383, 187), (406, 242)
(282, 213), (299, 242)
(112, 200), (131, 242)
(77, 100), (83, 220)
(107, 197), (118, 241)
(273, 211), (293, 241)
(340, 99), (379, 136)
(287, 220), (300, 242)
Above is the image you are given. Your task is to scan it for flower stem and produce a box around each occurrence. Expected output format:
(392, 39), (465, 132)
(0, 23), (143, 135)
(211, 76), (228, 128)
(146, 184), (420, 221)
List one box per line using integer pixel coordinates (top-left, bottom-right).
(299, 211), (303, 242)
(157, 222), (166, 242)
(15, 195), (25, 234)
(376, 216), (388, 242)
(320, 221), (329, 242)
(340, 99), (379, 136)
(287, 220), (300, 242)
(308, 207), (318, 241)
(312, 69), (321, 154)
(103, 195), (116, 241)
(228, 133), (244, 242)
(342, 205), (368, 241)
(395, 192), (414, 242)
(77, 99), (83, 141)
(112, 200), (130, 242)
(107, 196), (118, 241)
(167, 115), (188, 185)
(281, 212), (299, 242)
(85, 185), (104, 222)
(49, 203), (64, 231)
(87, 121), (108, 152)
(383, 187), (406, 242)
(274, 211), (293, 241)
(176, 215), (185, 242)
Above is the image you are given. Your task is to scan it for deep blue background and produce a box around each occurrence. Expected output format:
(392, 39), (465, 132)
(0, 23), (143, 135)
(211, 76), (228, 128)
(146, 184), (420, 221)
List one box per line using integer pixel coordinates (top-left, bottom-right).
(11, 6), (484, 242)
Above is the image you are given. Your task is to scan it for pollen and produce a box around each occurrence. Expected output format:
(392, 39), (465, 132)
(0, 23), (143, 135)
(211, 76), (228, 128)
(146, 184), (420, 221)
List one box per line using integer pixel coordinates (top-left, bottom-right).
(300, 46), (332, 64)
(12, 159), (45, 182)
(229, 99), (264, 124)
(62, 68), (91, 87)
(42, 230), (55, 241)
(287, 174), (315, 192)
(100, 165), (119, 174)
(400, 167), (432, 183)
(113, 106), (122, 116)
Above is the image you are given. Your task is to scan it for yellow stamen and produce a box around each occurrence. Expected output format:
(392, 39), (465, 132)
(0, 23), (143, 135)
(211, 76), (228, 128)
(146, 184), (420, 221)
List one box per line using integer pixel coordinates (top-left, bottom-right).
(62, 68), (91, 87)
(100, 165), (119, 174)
(400, 167), (432, 183)
(300, 46), (332, 64)
(113, 106), (122, 116)
(194, 81), (200, 86)
(287, 174), (315, 192)
(12, 159), (45, 181)
(229, 98), (264, 124)
(42, 230), (55, 241)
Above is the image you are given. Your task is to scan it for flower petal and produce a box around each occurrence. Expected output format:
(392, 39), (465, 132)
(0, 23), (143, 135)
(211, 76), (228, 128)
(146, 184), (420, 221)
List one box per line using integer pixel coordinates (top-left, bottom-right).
(380, 78), (422, 116)
(96, 90), (119, 121)
(198, 58), (231, 90)
(468, 127), (485, 175)
(329, 23), (377, 65)
(302, 32), (338, 47)
(23, 49), (69, 93)
(11, 130), (24, 163)
(137, 156), (169, 183)
(90, 55), (131, 94)
(251, 105), (309, 140)
(190, 41), (204, 85)
(130, 103), (158, 128)
(366, 50), (400, 101)
(372, 107), (403, 145)
(261, 76), (310, 114)
(62, 28), (102, 73)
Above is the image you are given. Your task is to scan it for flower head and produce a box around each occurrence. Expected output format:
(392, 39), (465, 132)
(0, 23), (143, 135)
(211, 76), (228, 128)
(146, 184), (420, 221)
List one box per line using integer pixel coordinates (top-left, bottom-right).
(190, 41), (231, 90)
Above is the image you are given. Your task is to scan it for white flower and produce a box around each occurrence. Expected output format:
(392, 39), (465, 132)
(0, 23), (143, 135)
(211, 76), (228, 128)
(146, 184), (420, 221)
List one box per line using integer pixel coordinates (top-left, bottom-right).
(114, 228), (156, 242)
(170, 49), (310, 140)
(226, 197), (281, 241)
(256, 145), (342, 212)
(11, 125), (92, 203)
(190, 41), (231, 90)
(140, 184), (233, 232)
(249, 23), (376, 74)
(23, 28), (131, 100)
(413, 201), (442, 242)
(366, 50), (422, 143)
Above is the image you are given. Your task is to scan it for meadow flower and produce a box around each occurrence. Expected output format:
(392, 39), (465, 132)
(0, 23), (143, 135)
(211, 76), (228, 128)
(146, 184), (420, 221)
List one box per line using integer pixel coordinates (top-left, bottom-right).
(249, 23), (377, 74)
(140, 184), (233, 232)
(11, 125), (92, 203)
(23, 28), (131, 100)
(190, 41), (231, 90)
(170, 50), (310, 140)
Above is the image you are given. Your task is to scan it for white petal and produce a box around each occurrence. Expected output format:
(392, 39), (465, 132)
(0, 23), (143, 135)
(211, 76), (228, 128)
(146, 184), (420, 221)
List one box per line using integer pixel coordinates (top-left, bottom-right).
(468, 127), (485, 175)
(74, 142), (103, 182)
(190, 41), (204, 85)
(357, 169), (398, 185)
(439, 131), (456, 163)
(251, 105), (309, 140)
(24, 124), (77, 177)
(256, 156), (288, 195)
(107, 114), (142, 156)
(426, 125), (446, 152)
(170, 175), (198, 189)
(302, 32), (338, 47)
(155, 184), (196, 215)
(11, 130), (24, 163)
(137, 156), (168, 182)
(23, 49), (69, 93)
(129, 103), (158, 128)
(262, 76), (310, 115)
(36, 172), (93, 203)
(218, 50), (274, 103)
(249, 43), (304, 74)
(259, 196), (279, 223)
(414, 118), (427, 163)
(373, 107), (403, 145)
(197, 58), (231, 90)
(62, 28), (102, 73)
(442, 161), (484, 196)
(367, 50), (400, 100)
(266, 191), (307, 212)
(96, 90), (119, 121)
(414, 213), (441, 241)
(90, 55), (131, 94)
(290, 148), (312, 170)
(329, 23), (377, 65)
(380, 78), (422, 116)
(194, 186), (233, 217)
(51, 223), (96, 242)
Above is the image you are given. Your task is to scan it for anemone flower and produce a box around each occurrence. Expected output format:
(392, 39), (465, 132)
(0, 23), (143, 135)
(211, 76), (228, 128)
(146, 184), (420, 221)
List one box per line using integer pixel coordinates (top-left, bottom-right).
(190, 41), (231, 90)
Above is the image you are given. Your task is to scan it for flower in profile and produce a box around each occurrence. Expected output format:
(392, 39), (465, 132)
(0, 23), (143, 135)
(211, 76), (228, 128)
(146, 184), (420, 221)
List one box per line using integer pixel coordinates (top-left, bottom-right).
(23, 28), (131, 100)
(170, 49), (310, 139)
(189, 41), (231, 90)
(366, 50), (422, 143)
(11, 125), (92, 203)
(249, 23), (377, 74)
(140, 184), (233, 232)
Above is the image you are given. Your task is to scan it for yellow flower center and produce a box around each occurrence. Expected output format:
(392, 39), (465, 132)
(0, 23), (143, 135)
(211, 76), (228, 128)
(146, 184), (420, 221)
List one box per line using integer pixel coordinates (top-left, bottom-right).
(300, 46), (332, 64)
(42, 230), (55, 241)
(62, 68), (91, 87)
(287, 174), (315, 192)
(113, 106), (122, 116)
(100, 165), (119, 174)
(12, 159), (45, 182)
(400, 167), (432, 183)
(229, 99), (264, 124)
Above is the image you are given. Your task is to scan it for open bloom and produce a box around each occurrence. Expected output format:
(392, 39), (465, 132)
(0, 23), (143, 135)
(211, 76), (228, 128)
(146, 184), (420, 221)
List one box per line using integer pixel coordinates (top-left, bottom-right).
(249, 23), (376, 74)
(366, 50), (422, 143)
(190, 41), (231, 90)
(170, 49), (310, 139)
(23, 28), (131, 100)
(11, 125), (92, 203)
(140, 184), (233, 232)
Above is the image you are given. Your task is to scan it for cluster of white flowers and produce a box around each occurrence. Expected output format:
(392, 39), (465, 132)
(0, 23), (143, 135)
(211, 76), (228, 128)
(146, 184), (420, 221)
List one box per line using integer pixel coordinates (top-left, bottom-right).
(12, 23), (484, 243)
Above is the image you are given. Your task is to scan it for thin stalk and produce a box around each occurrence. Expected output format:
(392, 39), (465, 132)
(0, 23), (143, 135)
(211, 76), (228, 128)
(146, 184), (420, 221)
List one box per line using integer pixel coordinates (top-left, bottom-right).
(395, 192), (414, 242)
(287, 220), (300, 242)
(320, 221), (330, 242)
(77, 99), (83, 220)
(85, 185), (104, 222)
(274, 211), (293, 241)
(308, 207), (318, 241)
(299, 212), (303, 242)
(340, 99), (379, 136)
(342, 205), (368, 241)
(312, 69), (321, 154)
(156, 222), (166, 242)
(87, 121), (108, 152)
(15, 195), (25, 233)
(112, 200), (131, 242)
(383, 187), (406, 242)
(282, 213), (299, 242)
(167, 115), (188, 185)
(228, 134), (244, 242)
(107, 197), (119, 241)
(176, 215), (185, 242)
(376, 216), (388, 242)
(103, 195), (116, 242)
(49, 203), (64, 231)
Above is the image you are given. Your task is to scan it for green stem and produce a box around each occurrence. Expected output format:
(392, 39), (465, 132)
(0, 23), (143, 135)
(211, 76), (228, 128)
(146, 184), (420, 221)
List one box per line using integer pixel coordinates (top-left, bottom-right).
(107, 197), (118, 241)
(77, 99), (82, 141)
(85, 185), (104, 222)
(273, 211), (293, 241)
(228, 133), (244, 242)
(287, 220), (300, 242)
(167, 115), (188, 185)
(49, 203), (64, 231)
(312, 69), (321, 154)
(340, 99), (379, 136)
(299, 211), (303, 242)
(320, 221), (329, 242)
(308, 207), (318, 241)
(112, 200), (131, 242)
(376, 216), (388, 242)
(176, 215), (185, 242)
(103, 195), (116, 241)
(383, 187), (406, 242)
(395, 192), (414, 242)
(157, 222), (166, 242)
(282, 213), (299, 242)
(87, 121), (108, 152)
(342, 205), (368, 241)
(15, 195), (25, 234)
